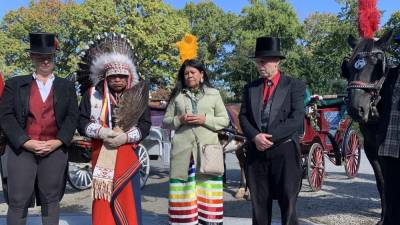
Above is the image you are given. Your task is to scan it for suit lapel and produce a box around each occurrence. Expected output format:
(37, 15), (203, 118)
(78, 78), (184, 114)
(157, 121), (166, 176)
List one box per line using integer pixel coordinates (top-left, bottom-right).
(53, 76), (64, 108)
(19, 76), (33, 116)
(250, 78), (264, 130)
(269, 74), (290, 125)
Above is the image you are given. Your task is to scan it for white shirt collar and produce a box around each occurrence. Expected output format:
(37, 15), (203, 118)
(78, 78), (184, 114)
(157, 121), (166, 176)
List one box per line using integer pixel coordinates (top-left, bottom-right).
(32, 72), (55, 102)
(32, 72), (55, 82)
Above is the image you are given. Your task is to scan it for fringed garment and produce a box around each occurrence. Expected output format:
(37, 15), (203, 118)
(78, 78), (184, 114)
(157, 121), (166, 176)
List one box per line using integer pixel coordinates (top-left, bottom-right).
(91, 140), (142, 225)
(169, 160), (223, 225)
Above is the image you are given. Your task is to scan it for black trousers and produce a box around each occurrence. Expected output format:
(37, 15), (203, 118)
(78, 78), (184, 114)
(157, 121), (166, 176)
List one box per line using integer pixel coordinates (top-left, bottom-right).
(380, 156), (400, 225)
(6, 147), (68, 225)
(246, 141), (302, 225)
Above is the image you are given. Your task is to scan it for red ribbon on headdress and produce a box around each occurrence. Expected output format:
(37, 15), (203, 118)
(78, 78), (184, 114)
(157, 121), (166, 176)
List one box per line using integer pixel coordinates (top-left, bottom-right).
(358, 0), (380, 39)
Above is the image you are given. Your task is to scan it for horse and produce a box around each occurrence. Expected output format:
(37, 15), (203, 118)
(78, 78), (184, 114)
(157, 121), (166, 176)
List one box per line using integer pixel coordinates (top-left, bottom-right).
(341, 29), (397, 225)
(218, 103), (250, 199)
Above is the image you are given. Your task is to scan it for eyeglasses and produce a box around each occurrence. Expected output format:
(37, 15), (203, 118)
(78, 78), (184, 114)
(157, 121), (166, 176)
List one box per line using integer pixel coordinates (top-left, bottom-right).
(107, 74), (129, 79)
(254, 57), (280, 65)
(31, 54), (54, 62)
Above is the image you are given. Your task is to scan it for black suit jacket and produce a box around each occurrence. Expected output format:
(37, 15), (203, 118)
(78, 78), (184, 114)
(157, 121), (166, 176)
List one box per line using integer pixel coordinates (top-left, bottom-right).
(0, 75), (79, 154)
(377, 67), (400, 145)
(239, 74), (306, 156)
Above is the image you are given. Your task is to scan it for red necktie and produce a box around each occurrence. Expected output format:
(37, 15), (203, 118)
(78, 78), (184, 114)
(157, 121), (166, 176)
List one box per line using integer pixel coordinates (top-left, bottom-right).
(263, 80), (273, 105)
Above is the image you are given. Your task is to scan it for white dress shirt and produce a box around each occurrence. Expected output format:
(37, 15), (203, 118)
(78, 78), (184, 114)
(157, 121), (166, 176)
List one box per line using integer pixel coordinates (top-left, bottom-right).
(32, 73), (55, 102)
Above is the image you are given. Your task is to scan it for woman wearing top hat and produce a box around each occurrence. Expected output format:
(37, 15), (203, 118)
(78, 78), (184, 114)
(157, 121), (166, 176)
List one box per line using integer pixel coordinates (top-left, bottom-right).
(0, 32), (79, 225)
(239, 36), (306, 225)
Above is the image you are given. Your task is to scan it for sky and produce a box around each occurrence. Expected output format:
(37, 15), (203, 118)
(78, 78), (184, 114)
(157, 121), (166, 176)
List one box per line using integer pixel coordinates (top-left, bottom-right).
(0, 0), (397, 26)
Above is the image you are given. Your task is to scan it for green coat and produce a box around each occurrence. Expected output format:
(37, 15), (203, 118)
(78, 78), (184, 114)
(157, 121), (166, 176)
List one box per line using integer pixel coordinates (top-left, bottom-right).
(163, 87), (229, 180)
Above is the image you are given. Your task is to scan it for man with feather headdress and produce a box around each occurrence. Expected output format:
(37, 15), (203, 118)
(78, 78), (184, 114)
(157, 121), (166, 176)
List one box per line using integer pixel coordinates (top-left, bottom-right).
(77, 33), (151, 225)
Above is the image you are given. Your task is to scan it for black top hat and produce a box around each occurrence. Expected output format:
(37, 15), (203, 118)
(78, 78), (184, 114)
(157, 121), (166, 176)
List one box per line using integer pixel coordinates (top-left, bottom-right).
(28, 32), (58, 54)
(250, 36), (285, 59)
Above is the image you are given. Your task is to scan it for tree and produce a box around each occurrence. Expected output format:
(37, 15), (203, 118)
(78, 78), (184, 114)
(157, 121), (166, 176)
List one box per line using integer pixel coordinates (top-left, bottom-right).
(117, 0), (189, 87)
(0, 0), (189, 88)
(382, 11), (400, 63)
(0, 0), (79, 77)
(180, 0), (239, 82)
(284, 0), (359, 95)
(292, 12), (355, 94)
(222, 0), (303, 99)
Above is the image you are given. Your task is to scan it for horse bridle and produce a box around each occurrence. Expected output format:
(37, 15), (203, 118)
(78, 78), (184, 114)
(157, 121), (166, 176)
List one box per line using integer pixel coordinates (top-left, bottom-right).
(346, 50), (388, 118)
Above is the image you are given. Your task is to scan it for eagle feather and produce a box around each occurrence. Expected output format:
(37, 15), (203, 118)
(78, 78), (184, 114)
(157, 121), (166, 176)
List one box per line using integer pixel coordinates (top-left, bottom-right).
(114, 81), (149, 132)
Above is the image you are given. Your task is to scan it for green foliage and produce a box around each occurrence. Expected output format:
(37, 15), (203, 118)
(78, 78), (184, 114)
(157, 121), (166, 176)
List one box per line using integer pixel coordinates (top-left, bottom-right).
(382, 11), (400, 63)
(290, 12), (355, 94)
(221, 0), (303, 98)
(0, 0), (398, 102)
(118, 0), (189, 86)
(0, 0), (189, 84)
(0, 0), (79, 77)
(180, 0), (239, 85)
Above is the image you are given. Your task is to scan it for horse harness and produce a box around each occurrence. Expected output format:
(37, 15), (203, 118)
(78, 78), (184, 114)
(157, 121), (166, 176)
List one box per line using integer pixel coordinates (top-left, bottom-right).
(345, 49), (389, 118)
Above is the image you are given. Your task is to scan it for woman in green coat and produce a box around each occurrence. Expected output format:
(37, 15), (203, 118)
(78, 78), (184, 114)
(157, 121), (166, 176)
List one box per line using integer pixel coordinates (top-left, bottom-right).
(163, 59), (229, 225)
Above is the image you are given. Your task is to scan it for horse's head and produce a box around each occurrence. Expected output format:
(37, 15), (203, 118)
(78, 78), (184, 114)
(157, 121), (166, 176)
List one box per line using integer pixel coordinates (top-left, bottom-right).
(342, 30), (393, 123)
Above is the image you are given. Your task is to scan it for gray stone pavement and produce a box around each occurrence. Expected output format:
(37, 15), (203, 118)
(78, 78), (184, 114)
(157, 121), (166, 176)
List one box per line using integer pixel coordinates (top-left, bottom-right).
(0, 150), (379, 225)
(0, 151), (319, 225)
(0, 214), (317, 225)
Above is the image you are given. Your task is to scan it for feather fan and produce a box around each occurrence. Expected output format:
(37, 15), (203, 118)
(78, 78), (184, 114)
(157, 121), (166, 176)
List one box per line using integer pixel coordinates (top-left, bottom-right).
(114, 80), (149, 132)
(358, 0), (380, 39)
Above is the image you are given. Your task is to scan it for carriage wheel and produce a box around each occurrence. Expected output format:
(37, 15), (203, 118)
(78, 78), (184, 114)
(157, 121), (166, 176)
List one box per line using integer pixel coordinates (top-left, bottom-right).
(138, 144), (150, 189)
(307, 143), (325, 192)
(67, 162), (93, 190)
(343, 130), (361, 178)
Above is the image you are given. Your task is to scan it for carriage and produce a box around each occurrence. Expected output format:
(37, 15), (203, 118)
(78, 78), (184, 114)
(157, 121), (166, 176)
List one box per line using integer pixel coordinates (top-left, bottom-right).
(301, 94), (362, 191)
(67, 94), (362, 193)
(67, 100), (171, 190)
(220, 94), (363, 194)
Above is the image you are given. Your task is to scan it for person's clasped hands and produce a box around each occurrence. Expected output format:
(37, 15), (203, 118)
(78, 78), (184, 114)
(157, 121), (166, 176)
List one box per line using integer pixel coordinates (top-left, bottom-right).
(99, 127), (128, 148)
(179, 114), (206, 125)
(23, 139), (63, 157)
(253, 133), (274, 151)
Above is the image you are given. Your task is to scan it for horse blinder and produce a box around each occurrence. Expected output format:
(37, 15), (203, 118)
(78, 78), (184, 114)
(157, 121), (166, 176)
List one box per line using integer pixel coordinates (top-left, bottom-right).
(341, 58), (350, 79)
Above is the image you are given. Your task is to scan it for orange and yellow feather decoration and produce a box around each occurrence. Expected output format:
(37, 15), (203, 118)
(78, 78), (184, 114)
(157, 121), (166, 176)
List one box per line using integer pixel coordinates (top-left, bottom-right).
(176, 33), (198, 63)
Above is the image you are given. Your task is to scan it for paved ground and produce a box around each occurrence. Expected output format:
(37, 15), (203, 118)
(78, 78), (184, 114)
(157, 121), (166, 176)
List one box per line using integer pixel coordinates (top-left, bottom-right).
(0, 214), (316, 225)
(0, 213), (320, 225)
(0, 150), (380, 225)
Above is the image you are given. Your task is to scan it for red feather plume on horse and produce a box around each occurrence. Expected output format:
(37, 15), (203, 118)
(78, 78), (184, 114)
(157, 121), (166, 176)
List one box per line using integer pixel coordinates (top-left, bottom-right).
(358, 0), (380, 39)
(0, 73), (4, 97)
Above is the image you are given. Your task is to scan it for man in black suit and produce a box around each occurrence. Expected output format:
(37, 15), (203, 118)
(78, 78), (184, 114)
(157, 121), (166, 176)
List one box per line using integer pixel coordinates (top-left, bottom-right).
(376, 34), (400, 225)
(0, 32), (79, 225)
(239, 36), (305, 225)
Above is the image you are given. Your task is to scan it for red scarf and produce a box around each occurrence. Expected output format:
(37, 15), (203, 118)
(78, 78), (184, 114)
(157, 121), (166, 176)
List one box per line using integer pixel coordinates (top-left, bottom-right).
(91, 140), (142, 225)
